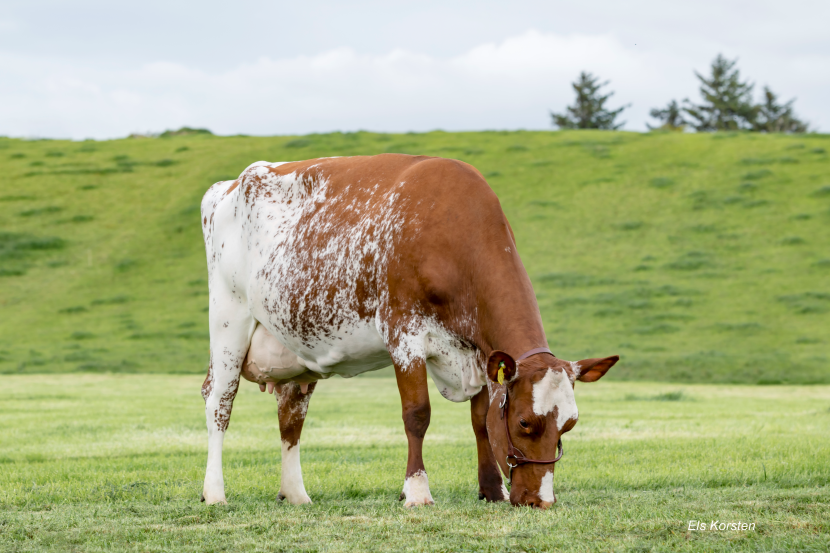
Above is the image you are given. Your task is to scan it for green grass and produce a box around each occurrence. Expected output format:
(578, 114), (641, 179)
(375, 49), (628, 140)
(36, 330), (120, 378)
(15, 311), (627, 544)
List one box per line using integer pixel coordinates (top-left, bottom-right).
(0, 131), (829, 383)
(1, 375), (828, 551)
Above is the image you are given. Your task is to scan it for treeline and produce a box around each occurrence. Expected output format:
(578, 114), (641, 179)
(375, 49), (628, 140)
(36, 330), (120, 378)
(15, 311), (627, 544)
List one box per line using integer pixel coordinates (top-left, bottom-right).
(551, 54), (809, 133)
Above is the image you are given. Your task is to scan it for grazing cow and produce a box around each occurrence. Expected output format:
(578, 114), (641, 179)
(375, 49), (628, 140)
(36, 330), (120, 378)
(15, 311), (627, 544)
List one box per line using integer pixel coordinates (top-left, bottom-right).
(200, 154), (618, 509)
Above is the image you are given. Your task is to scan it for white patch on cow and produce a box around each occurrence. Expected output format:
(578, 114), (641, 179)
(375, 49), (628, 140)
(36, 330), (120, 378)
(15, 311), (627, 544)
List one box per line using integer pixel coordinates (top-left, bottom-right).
(262, 316), (391, 378)
(280, 440), (311, 505)
(386, 316), (427, 369)
(244, 160), (282, 172)
(569, 361), (581, 381)
(539, 471), (555, 503)
(423, 319), (486, 401)
(501, 482), (510, 501)
(402, 470), (434, 507)
(532, 368), (578, 430)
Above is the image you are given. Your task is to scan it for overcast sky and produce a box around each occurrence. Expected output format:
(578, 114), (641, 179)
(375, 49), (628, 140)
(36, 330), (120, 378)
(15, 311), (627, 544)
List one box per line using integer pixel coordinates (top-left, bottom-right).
(1, 0), (828, 139)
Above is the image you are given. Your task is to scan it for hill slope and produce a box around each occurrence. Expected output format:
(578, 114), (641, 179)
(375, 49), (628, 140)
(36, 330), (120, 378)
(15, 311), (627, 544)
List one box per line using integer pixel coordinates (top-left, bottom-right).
(1, 130), (828, 383)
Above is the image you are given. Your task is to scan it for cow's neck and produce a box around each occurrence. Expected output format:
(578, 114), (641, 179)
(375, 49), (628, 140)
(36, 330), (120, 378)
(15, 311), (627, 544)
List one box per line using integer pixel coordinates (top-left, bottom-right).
(453, 254), (548, 361)
(479, 294), (548, 361)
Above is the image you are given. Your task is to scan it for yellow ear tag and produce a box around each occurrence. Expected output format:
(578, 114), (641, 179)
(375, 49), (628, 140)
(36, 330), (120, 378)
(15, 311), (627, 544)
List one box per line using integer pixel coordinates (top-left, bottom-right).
(497, 362), (505, 385)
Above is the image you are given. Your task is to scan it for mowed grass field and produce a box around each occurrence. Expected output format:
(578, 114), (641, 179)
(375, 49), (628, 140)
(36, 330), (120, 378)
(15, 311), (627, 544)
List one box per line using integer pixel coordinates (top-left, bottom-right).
(1, 130), (829, 383)
(1, 375), (829, 552)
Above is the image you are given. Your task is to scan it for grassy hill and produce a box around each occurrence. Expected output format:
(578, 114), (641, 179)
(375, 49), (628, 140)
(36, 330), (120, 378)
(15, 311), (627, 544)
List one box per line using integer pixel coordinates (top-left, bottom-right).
(1, 130), (828, 384)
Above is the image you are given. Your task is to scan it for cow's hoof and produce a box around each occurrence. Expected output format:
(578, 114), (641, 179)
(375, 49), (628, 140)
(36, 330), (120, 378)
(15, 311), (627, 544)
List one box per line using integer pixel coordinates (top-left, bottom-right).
(201, 492), (228, 505)
(401, 470), (434, 508)
(278, 490), (311, 505)
(404, 498), (435, 508)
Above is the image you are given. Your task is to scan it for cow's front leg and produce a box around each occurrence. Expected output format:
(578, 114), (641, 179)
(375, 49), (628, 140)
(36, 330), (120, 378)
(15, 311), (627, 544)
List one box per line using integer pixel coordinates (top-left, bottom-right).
(394, 358), (435, 507)
(471, 387), (508, 502)
(276, 381), (316, 505)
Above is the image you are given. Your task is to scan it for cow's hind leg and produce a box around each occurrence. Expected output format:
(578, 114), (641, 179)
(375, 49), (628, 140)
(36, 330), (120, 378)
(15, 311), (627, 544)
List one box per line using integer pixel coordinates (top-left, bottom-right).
(201, 310), (254, 505)
(471, 388), (508, 502)
(394, 358), (435, 507)
(276, 382), (316, 504)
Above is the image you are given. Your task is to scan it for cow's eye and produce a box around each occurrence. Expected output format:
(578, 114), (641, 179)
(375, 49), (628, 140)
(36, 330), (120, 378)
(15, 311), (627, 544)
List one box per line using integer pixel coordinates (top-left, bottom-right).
(519, 419), (529, 429)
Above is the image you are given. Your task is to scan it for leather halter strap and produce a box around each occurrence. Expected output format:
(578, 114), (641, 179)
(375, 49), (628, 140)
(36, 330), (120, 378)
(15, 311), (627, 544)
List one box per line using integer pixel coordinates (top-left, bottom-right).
(499, 347), (564, 489)
(516, 347), (553, 362)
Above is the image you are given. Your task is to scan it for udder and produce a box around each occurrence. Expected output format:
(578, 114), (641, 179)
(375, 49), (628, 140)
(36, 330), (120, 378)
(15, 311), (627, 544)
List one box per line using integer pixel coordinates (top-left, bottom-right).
(241, 324), (319, 392)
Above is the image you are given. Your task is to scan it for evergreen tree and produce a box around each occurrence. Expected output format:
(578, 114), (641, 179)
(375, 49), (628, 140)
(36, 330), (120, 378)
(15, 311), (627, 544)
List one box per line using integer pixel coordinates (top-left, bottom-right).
(551, 72), (628, 130)
(683, 55), (758, 131)
(647, 100), (686, 131)
(753, 86), (808, 133)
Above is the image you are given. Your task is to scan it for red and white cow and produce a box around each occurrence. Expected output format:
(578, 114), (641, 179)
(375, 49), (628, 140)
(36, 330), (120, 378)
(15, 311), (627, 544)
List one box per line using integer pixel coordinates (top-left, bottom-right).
(200, 154), (617, 509)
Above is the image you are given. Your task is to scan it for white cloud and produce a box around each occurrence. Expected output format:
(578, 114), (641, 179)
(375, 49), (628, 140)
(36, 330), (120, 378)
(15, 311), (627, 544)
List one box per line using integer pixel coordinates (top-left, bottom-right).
(1, 29), (827, 139)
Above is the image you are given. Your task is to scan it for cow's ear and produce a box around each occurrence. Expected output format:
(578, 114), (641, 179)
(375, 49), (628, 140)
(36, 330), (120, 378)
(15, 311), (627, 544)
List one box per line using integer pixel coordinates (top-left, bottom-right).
(574, 355), (619, 382)
(486, 350), (517, 384)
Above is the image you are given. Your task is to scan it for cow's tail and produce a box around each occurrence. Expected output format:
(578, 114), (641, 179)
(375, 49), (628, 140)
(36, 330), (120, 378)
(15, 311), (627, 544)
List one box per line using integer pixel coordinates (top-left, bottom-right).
(200, 179), (238, 282)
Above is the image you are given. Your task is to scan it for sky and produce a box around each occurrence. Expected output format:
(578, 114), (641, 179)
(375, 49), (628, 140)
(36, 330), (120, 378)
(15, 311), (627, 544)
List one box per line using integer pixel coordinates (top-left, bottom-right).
(1, 0), (828, 139)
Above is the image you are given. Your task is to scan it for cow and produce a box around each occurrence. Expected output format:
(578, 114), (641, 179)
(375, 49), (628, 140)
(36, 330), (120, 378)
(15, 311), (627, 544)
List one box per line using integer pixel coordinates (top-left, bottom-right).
(199, 154), (618, 509)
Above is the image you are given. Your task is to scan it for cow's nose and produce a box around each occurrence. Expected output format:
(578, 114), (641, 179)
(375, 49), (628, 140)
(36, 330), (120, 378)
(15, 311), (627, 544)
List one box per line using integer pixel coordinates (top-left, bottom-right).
(537, 500), (553, 510)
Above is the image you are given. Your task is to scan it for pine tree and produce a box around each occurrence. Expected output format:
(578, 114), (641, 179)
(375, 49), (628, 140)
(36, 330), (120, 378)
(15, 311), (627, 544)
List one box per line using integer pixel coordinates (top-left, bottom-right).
(551, 72), (628, 130)
(647, 100), (686, 131)
(683, 55), (758, 131)
(753, 86), (808, 133)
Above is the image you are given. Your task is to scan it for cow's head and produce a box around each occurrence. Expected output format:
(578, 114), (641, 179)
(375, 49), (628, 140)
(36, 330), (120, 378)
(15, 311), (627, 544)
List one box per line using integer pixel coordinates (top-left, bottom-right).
(485, 350), (618, 509)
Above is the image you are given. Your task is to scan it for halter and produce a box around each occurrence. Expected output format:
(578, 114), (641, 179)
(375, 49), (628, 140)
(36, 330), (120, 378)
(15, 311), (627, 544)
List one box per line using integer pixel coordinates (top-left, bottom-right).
(499, 347), (565, 492)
